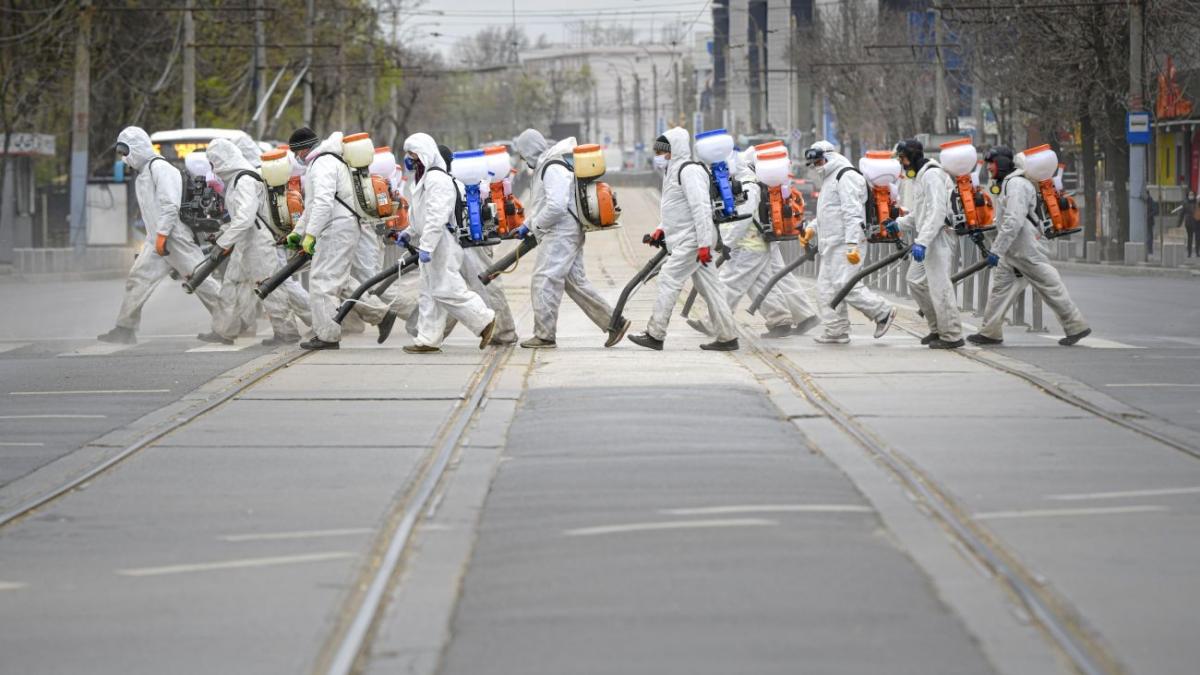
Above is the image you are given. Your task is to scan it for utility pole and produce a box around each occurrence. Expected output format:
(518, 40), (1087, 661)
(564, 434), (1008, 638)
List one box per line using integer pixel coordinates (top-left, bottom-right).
(336, 7), (346, 130)
(617, 75), (625, 149)
(652, 62), (658, 135)
(303, 0), (315, 126)
(673, 59), (680, 127)
(1128, 0), (1147, 253)
(633, 73), (643, 147)
(69, 0), (93, 255)
(390, 7), (400, 146)
(182, 0), (195, 127)
(254, 0), (267, 139)
(933, 0), (946, 135)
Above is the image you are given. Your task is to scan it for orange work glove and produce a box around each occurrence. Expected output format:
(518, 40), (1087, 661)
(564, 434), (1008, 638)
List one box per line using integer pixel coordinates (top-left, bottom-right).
(846, 247), (861, 265)
(154, 233), (170, 256)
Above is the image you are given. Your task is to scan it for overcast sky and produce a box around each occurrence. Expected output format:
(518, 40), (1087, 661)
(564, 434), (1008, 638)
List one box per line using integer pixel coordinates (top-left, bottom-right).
(399, 0), (713, 59)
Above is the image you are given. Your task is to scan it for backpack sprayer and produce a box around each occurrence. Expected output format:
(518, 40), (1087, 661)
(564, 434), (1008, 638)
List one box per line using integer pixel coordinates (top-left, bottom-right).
(1019, 144), (1081, 239)
(753, 141), (804, 242)
(695, 129), (750, 224)
(258, 149), (305, 244)
(369, 146), (410, 238)
(481, 145), (526, 239)
(572, 144), (621, 230)
(940, 138), (996, 237)
(342, 133), (399, 223)
(450, 149), (502, 248)
(177, 152), (227, 241)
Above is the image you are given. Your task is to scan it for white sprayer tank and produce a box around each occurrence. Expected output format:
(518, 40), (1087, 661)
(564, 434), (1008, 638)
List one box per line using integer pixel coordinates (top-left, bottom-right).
(694, 129), (735, 164)
(451, 150), (488, 185)
(938, 138), (977, 177)
(260, 149), (291, 187)
(859, 151), (902, 187)
(482, 146), (510, 183)
(342, 133), (375, 169)
(1017, 144), (1058, 182)
(755, 151), (789, 187)
(369, 146), (396, 178)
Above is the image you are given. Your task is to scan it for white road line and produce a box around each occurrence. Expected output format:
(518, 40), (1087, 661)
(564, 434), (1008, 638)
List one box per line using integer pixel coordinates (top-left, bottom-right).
(973, 505), (1167, 521)
(1037, 334), (1141, 349)
(1047, 486), (1200, 501)
(218, 528), (373, 542)
(0, 441), (45, 447)
(0, 581), (27, 591)
(116, 551), (356, 577)
(661, 504), (872, 516)
(9, 389), (171, 396)
(0, 414), (107, 420)
(58, 343), (136, 357)
(0, 342), (29, 354)
(563, 518), (776, 537)
(1103, 383), (1200, 388)
(186, 342), (255, 353)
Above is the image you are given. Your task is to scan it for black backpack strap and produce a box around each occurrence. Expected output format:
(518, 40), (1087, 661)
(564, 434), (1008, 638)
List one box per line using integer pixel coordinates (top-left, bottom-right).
(675, 160), (709, 185)
(835, 166), (862, 182)
(231, 169), (264, 190)
(540, 159), (571, 181)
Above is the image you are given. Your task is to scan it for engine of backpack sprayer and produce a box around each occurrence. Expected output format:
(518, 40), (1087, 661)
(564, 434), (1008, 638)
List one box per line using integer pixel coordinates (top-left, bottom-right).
(1018, 144), (1081, 239)
(940, 138), (995, 236)
(179, 152), (227, 240)
(259, 149), (305, 244)
(858, 151), (903, 244)
(695, 129), (750, 224)
(368, 146), (409, 237)
(480, 145), (526, 239)
(572, 144), (620, 231)
(451, 149), (502, 248)
(752, 141), (804, 241)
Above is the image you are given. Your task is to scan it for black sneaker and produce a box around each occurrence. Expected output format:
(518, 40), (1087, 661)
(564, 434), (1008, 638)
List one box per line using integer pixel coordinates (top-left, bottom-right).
(929, 338), (965, 349)
(920, 332), (939, 345)
(377, 310), (398, 344)
(700, 338), (739, 351)
(627, 332), (664, 351)
(966, 333), (1003, 345)
(760, 324), (792, 339)
(1059, 328), (1092, 346)
(300, 337), (340, 350)
(97, 326), (136, 345)
(791, 316), (820, 336)
(197, 332), (234, 345)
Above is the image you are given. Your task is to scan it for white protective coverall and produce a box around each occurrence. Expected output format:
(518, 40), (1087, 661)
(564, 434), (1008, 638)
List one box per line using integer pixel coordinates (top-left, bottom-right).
(514, 129), (615, 341)
(703, 149), (817, 330)
(813, 151), (893, 337)
(402, 133), (495, 347)
(895, 159), (962, 341)
(206, 139), (303, 341)
(646, 127), (737, 342)
(111, 126), (225, 332)
(978, 170), (1089, 339)
(292, 132), (391, 342)
(223, 132), (268, 333)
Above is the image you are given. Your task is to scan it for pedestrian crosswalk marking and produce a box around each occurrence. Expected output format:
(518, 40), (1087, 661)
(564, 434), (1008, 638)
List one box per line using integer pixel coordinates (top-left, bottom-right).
(186, 342), (256, 353)
(58, 343), (135, 357)
(0, 342), (29, 354)
(1036, 334), (1141, 349)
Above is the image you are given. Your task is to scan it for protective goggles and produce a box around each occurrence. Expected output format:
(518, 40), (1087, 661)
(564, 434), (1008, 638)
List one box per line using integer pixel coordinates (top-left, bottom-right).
(114, 142), (130, 159)
(803, 148), (826, 166)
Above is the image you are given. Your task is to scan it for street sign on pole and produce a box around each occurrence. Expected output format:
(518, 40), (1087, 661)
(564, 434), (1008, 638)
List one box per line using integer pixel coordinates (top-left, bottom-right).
(1126, 111), (1151, 145)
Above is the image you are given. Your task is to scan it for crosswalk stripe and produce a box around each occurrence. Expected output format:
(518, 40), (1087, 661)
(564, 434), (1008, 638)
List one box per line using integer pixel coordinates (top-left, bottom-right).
(0, 342), (29, 354)
(57, 343), (136, 357)
(186, 342), (256, 353)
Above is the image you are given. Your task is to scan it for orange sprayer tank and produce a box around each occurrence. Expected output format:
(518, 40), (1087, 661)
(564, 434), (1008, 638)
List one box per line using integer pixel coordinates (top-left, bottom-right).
(758, 185), (801, 241)
(369, 175), (395, 217)
(1038, 179), (1081, 238)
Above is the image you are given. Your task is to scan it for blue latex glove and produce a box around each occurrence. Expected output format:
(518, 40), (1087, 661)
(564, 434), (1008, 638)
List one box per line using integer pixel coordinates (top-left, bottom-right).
(911, 243), (926, 263)
(395, 231), (411, 248)
(884, 220), (900, 236)
(985, 252), (1000, 268)
(513, 225), (530, 239)
(418, 249), (432, 264)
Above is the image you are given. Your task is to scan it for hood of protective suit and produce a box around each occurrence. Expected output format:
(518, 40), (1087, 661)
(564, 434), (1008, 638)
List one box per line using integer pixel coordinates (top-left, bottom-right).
(820, 151), (853, 178)
(514, 128), (549, 166)
(307, 132), (344, 165)
(205, 138), (253, 183)
(232, 132), (262, 167)
(402, 133), (446, 184)
(117, 126), (157, 171)
(664, 126), (692, 164)
(535, 136), (577, 174)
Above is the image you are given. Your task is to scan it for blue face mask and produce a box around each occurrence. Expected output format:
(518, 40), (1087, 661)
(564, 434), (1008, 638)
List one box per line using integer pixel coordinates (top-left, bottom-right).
(403, 156), (416, 172)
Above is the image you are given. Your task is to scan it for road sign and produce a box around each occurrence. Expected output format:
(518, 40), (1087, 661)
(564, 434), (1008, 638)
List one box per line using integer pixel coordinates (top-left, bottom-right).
(1127, 111), (1152, 145)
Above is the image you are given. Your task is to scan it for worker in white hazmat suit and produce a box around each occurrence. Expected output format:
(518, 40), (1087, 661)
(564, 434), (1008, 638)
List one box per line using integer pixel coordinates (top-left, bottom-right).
(890, 138), (963, 348)
(628, 127), (739, 351)
(205, 138), (303, 345)
(689, 148), (820, 338)
(512, 128), (623, 348)
(221, 132), (269, 337)
(399, 133), (496, 353)
(98, 126), (226, 344)
(286, 127), (397, 350)
(802, 141), (896, 343)
(967, 146), (1090, 346)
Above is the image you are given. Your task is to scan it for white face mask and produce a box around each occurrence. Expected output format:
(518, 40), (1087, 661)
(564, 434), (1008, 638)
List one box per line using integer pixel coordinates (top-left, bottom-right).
(653, 154), (669, 174)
